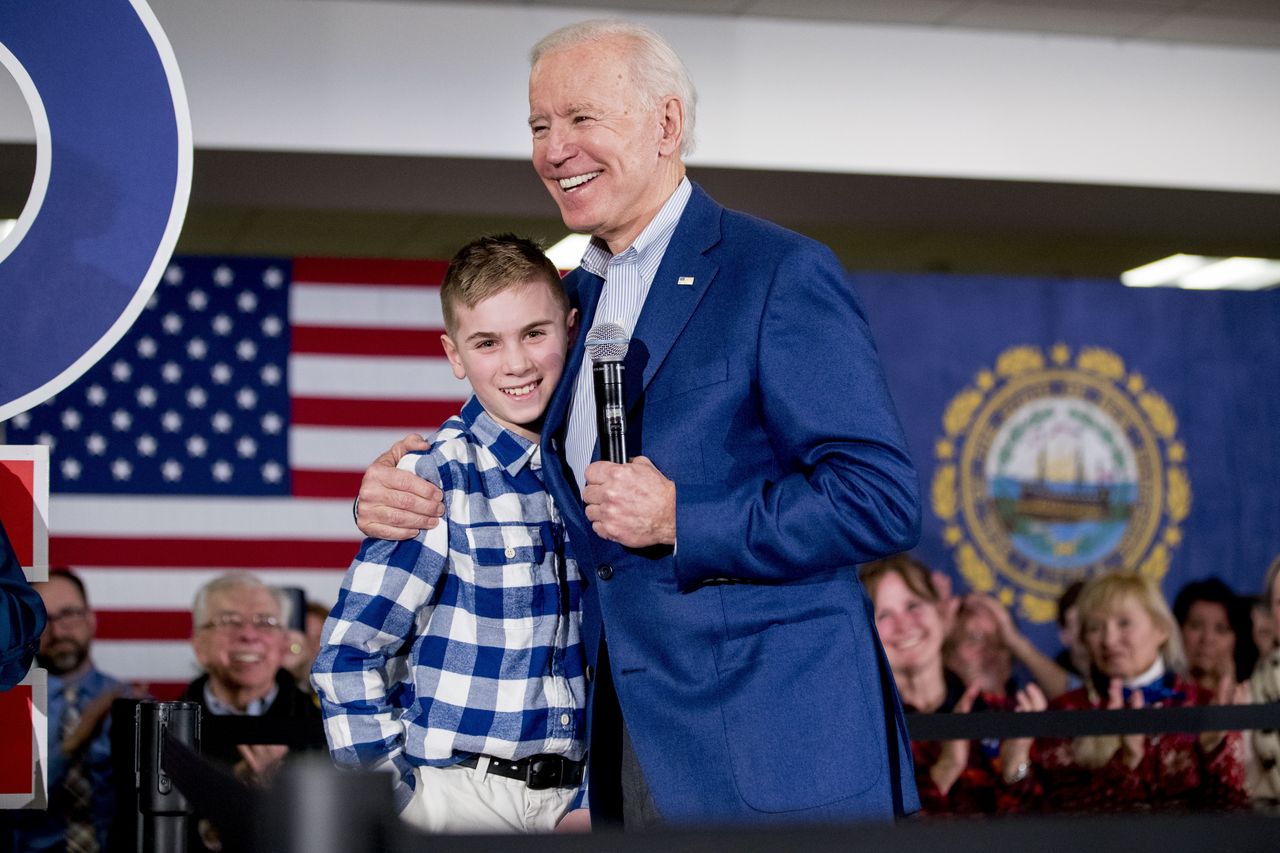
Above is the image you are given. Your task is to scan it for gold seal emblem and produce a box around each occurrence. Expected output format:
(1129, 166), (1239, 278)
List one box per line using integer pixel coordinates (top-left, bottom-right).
(931, 344), (1190, 622)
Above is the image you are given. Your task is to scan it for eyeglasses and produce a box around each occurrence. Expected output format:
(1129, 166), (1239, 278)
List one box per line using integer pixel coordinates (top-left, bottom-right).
(198, 612), (283, 633)
(47, 607), (90, 627)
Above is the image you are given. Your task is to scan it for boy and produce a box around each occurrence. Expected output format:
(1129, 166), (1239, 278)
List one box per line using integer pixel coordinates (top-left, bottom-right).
(312, 234), (586, 833)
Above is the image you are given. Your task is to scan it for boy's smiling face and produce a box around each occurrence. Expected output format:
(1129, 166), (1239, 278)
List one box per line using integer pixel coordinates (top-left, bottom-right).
(442, 278), (576, 442)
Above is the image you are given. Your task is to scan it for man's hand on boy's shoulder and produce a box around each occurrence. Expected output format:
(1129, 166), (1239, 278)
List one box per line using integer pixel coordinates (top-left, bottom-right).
(356, 433), (445, 540)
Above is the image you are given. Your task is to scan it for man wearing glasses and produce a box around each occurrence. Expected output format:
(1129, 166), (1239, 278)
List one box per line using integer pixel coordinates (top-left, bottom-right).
(182, 571), (321, 780)
(2, 568), (124, 853)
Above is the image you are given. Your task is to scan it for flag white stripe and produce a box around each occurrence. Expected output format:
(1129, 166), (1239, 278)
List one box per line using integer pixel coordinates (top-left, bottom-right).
(289, 425), (444, 471)
(81, 568), (346, 610)
(50, 495), (359, 539)
(95, 641), (201, 684)
(289, 354), (462, 399)
(290, 283), (444, 329)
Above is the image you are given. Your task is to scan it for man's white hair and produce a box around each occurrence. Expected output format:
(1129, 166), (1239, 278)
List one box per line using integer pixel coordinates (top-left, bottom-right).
(192, 570), (285, 630)
(531, 19), (698, 158)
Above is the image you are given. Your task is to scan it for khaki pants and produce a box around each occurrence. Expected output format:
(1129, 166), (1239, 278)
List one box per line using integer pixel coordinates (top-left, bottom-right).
(401, 757), (578, 834)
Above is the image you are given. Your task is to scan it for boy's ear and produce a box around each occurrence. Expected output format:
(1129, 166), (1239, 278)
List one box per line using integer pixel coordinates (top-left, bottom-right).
(440, 333), (467, 380)
(566, 307), (579, 338)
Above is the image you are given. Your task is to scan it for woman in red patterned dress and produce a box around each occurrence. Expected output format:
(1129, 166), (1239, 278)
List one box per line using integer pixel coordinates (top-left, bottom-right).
(1003, 572), (1249, 813)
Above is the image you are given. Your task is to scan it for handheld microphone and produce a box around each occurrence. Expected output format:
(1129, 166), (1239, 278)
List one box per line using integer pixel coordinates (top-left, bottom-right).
(585, 322), (630, 463)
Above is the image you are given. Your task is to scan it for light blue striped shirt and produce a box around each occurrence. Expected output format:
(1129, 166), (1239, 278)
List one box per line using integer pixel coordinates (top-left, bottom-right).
(565, 177), (693, 489)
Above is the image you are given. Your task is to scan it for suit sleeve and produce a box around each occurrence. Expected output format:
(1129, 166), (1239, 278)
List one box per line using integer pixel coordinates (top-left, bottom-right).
(672, 241), (920, 588)
(0, 518), (46, 689)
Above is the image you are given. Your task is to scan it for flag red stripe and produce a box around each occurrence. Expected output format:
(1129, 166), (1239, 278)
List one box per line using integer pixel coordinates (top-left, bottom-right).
(290, 469), (364, 499)
(95, 609), (193, 640)
(50, 537), (356, 569)
(144, 682), (190, 701)
(291, 396), (461, 428)
(292, 257), (448, 286)
(290, 325), (448, 357)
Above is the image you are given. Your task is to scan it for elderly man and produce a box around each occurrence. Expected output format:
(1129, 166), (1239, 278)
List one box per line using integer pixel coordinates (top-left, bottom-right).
(2, 567), (120, 853)
(357, 20), (920, 827)
(182, 572), (320, 775)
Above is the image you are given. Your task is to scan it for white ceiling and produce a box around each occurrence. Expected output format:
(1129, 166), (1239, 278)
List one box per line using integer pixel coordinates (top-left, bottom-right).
(316, 0), (1280, 50)
(7, 0), (1278, 275)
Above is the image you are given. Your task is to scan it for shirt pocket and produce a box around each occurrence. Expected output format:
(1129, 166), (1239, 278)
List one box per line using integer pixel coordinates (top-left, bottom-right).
(462, 524), (549, 639)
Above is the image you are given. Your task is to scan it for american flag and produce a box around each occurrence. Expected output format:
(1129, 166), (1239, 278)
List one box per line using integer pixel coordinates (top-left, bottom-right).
(4, 256), (467, 698)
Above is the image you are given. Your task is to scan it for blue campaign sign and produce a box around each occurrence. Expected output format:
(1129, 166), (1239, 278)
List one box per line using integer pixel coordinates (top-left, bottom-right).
(0, 0), (191, 422)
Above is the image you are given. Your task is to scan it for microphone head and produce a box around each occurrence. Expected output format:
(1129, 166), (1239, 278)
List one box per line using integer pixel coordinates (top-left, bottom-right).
(585, 322), (629, 363)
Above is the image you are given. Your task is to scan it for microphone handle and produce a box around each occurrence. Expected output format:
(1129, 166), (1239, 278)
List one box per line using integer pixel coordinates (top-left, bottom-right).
(592, 360), (628, 463)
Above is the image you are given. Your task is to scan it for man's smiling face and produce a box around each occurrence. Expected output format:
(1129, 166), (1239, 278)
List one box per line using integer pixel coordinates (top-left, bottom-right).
(194, 584), (286, 701)
(528, 35), (681, 254)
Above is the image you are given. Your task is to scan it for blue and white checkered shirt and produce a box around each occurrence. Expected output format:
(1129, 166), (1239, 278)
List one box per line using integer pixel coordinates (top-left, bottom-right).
(312, 397), (586, 809)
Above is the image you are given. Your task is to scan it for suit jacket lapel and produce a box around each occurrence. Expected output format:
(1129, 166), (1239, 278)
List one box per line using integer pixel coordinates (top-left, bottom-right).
(540, 267), (600, 559)
(545, 267), (602, 440)
(625, 184), (722, 408)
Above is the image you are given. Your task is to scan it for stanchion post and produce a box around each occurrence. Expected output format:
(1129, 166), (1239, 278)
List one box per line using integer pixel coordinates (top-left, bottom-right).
(261, 754), (398, 853)
(135, 700), (201, 853)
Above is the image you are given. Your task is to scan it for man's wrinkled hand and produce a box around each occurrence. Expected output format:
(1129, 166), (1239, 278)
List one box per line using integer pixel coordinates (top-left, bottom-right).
(355, 433), (444, 540)
(582, 456), (676, 548)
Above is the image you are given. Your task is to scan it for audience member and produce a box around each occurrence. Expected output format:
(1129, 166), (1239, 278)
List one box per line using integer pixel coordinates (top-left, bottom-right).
(182, 572), (321, 779)
(945, 593), (1071, 700)
(1172, 577), (1257, 694)
(1007, 571), (1248, 814)
(0, 516), (45, 689)
(861, 555), (1040, 815)
(2, 568), (122, 853)
(1054, 580), (1089, 684)
(1247, 555), (1280, 809)
(283, 599), (329, 696)
(1249, 595), (1276, 659)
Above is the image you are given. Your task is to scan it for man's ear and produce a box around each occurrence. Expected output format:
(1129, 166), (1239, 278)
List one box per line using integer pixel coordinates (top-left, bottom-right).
(192, 633), (210, 669)
(656, 96), (684, 157)
(441, 333), (467, 381)
(566, 307), (579, 338)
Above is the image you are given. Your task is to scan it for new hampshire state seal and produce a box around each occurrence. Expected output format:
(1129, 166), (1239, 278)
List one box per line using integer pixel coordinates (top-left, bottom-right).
(931, 344), (1190, 623)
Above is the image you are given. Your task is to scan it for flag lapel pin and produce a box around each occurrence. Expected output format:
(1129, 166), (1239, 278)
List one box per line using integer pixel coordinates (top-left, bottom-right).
(677, 276), (695, 286)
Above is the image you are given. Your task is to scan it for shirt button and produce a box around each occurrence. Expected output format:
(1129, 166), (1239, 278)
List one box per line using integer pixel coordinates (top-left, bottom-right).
(585, 665), (594, 682)
(597, 564), (614, 580)
(505, 546), (515, 558)
(560, 713), (571, 726)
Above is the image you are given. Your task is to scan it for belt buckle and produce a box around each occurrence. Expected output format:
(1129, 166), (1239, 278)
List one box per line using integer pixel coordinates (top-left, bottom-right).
(525, 757), (561, 791)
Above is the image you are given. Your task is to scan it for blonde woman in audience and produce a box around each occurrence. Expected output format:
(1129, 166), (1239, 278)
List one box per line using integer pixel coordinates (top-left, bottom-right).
(1005, 571), (1248, 813)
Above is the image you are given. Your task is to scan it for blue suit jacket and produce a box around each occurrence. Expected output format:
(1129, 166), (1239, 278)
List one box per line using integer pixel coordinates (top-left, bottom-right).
(540, 183), (922, 824)
(0, 518), (45, 690)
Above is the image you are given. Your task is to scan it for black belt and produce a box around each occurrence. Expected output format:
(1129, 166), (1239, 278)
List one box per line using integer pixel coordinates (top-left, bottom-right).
(455, 753), (585, 790)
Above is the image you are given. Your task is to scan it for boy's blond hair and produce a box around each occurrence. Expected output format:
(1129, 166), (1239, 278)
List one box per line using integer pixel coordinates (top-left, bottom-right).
(440, 234), (567, 337)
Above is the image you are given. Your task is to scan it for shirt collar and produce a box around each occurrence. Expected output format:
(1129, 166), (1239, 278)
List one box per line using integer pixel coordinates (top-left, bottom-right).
(580, 177), (692, 277)
(203, 679), (279, 716)
(460, 396), (540, 477)
(49, 666), (103, 699)
(1124, 657), (1166, 689)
